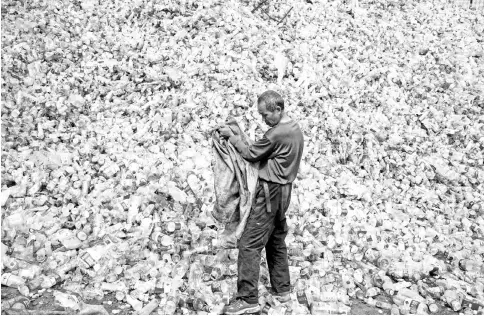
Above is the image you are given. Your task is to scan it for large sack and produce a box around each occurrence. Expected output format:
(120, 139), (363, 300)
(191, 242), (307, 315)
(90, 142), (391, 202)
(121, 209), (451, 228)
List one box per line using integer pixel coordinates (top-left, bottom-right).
(211, 117), (259, 246)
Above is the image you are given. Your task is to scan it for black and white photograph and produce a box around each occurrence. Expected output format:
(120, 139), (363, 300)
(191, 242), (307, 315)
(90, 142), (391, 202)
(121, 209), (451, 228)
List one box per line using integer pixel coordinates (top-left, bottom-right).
(1, 0), (483, 314)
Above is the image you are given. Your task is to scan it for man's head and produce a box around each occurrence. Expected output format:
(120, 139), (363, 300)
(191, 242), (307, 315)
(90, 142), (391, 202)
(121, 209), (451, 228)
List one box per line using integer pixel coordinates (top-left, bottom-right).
(257, 90), (284, 127)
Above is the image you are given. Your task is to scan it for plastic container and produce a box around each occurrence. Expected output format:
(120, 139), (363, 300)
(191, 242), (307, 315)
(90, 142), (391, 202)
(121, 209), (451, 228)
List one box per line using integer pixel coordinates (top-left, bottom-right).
(1, 273), (26, 288)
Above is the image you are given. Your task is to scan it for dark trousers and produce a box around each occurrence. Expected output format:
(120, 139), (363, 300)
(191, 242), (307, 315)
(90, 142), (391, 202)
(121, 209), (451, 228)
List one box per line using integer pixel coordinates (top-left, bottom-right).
(236, 180), (292, 304)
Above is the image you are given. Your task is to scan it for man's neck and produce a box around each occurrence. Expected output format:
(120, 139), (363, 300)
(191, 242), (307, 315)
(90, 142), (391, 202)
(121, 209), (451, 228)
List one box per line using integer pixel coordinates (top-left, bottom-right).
(278, 113), (291, 124)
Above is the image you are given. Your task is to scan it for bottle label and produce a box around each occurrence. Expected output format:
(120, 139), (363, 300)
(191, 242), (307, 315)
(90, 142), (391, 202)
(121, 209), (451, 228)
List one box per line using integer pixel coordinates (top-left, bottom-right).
(296, 290), (309, 307)
(211, 281), (222, 293)
(402, 268), (410, 279)
(404, 299), (420, 314)
(462, 300), (481, 311)
(261, 304), (271, 314)
(79, 252), (95, 268)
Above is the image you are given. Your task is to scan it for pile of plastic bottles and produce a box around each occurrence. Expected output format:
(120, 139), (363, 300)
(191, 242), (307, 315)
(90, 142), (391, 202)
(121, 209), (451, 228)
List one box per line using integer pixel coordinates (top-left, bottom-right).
(2, 0), (484, 314)
(2, 181), (484, 314)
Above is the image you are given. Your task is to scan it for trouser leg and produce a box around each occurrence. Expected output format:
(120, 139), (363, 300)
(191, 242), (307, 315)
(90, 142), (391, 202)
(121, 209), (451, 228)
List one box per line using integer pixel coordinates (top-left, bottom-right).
(236, 184), (276, 304)
(265, 217), (291, 293)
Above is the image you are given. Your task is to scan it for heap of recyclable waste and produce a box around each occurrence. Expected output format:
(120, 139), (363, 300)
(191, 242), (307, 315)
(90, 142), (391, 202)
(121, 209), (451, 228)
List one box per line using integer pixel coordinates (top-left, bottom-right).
(1, 0), (483, 314)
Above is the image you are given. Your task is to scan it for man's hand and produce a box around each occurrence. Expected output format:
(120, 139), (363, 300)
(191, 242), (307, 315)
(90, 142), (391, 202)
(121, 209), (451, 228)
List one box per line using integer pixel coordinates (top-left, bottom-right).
(218, 126), (234, 139)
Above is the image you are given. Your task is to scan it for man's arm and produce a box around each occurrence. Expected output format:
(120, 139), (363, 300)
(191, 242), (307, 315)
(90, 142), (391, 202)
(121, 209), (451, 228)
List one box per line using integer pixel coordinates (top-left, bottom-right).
(228, 134), (275, 163)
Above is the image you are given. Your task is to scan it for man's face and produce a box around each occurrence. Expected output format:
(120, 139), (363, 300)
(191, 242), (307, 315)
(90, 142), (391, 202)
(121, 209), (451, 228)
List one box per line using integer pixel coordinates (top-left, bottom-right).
(257, 102), (281, 127)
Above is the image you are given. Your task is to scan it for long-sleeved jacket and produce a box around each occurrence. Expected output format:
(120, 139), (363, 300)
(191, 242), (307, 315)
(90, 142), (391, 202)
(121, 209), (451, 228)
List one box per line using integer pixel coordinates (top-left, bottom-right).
(228, 120), (304, 184)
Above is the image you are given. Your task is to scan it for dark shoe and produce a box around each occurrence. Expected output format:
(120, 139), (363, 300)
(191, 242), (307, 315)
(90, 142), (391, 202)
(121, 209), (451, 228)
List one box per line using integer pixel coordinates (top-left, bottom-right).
(225, 299), (260, 315)
(268, 288), (291, 303)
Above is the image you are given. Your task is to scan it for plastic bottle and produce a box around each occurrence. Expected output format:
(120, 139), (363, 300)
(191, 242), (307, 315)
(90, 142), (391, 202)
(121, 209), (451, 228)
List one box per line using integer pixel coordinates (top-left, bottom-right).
(126, 294), (143, 311)
(57, 259), (78, 275)
(1, 296), (30, 310)
(163, 221), (184, 234)
(382, 280), (397, 295)
(2, 255), (25, 271)
(391, 288), (427, 311)
(261, 303), (286, 315)
(172, 258), (190, 279)
(40, 273), (64, 289)
(15, 264), (42, 280)
(459, 259), (483, 273)
(188, 258), (204, 291)
(193, 296), (212, 312)
(209, 262), (228, 280)
(53, 290), (81, 310)
(27, 276), (43, 291)
(133, 279), (156, 294)
(127, 195), (142, 228)
(164, 295), (178, 315)
(82, 286), (104, 301)
(134, 298), (159, 315)
(78, 236), (115, 268)
(100, 281), (127, 292)
(36, 248), (47, 263)
(364, 297), (392, 310)
(442, 289), (465, 311)
(294, 279), (310, 308)
(2, 273), (26, 288)
(59, 235), (84, 250)
(365, 287), (382, 297)
(462, 298), (484, 314)
(311, 302), (350, 315)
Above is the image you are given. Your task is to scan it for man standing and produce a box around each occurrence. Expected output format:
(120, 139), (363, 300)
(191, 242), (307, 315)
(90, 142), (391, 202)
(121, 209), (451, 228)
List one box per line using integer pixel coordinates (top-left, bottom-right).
(218, 90), (305, 315)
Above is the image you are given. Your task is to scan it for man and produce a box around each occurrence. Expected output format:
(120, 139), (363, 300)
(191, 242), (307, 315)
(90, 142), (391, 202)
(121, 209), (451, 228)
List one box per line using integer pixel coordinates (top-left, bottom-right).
(218, 90), (304, 315)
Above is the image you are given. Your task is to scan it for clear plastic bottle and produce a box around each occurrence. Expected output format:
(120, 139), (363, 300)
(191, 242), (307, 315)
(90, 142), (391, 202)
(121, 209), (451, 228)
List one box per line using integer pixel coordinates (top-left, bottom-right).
(78, 236), (116, 268)
(100, 281), (127, 292)
(442, 289), (465, 311)
(391, 288), (426, 307)
(1, 273), (26, 288)
(15, 263), (42, 280)
(261, 302), (286, 315)
(172, 258), (190, 279)
(134, 298), (159, 315)
(1, 296), (30, 310)
(163, 221), (184, 234)
(126, 294), (143, 311)
(59, 234), (84, 250)
(209, 262), (228, 280)
(53, 290), (81, 310)
(365, 287), (382, 298)
(311, 301), (349, 315)
(164, 294), (179, 315)
(81, 286), (104, 301)
(188, 258), (204, 292)
(27, 276), (43, 291)
(259, 284), (280, 307)
(41, 274), (64, 289)
(459, 259), (484, 273)
(364, 297), (392, 310)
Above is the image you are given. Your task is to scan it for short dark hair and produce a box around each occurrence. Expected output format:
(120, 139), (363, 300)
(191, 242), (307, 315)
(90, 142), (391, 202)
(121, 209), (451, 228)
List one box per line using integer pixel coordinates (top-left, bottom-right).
(257, 90), (284, 112)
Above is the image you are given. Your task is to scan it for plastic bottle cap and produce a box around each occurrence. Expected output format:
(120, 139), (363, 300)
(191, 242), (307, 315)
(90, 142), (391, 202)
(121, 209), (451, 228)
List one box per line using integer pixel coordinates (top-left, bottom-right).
(77, 231), (88, 241)
(429, 303), (439, 313)
(451, 301), (462, 312)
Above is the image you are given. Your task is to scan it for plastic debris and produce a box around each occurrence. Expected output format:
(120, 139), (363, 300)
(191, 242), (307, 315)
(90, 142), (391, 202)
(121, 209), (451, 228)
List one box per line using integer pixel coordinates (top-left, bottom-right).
(1, 0), (483, 315)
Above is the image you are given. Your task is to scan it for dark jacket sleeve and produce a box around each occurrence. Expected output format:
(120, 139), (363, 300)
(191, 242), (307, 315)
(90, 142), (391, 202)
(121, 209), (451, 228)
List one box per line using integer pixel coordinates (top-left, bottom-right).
(228, 134), (275, 163)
